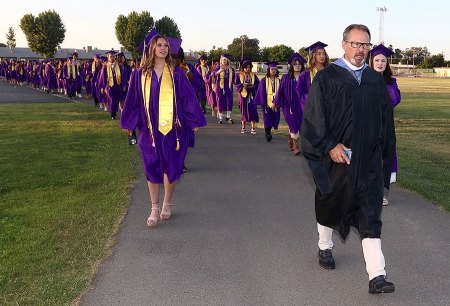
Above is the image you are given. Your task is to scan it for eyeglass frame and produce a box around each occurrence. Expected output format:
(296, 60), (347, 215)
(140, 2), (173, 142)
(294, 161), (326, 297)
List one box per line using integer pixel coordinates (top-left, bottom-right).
(344, 40), (373, 50)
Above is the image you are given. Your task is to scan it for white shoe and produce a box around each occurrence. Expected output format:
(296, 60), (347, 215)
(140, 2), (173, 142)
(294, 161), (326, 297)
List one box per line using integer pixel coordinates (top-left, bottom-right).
(78, 94), (82, 98)
(383, 197), (389, 206)
(240, 128), (245, 134)
(390, 172), (397, 184)
(251, 128), (256, 135)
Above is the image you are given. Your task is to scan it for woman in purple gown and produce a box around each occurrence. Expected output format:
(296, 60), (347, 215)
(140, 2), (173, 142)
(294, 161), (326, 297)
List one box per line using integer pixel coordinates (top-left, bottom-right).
(120, 34), (206, 227)
(274, 53), (306, 155)
(369, 44), (401, 206)
(255, 61), (281, 142)
(297, 41), (329, 112)
(214, 54), (235, 124)
(204, 60), (219, 117)
(235, 58), (259, 134)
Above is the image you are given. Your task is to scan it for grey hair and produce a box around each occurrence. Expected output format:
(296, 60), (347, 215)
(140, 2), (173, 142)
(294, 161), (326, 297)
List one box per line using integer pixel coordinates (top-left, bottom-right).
(343, 24), (371, 41)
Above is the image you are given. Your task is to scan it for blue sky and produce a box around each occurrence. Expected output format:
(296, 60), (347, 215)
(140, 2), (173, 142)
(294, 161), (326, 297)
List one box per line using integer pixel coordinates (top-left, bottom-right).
(2, 0), (449, 60)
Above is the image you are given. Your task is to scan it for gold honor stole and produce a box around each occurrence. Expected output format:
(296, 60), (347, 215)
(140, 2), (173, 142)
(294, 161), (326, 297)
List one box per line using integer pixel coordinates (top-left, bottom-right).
(239, 72), (255, 98)
(91, 62), (96, 75)
(141, 64), (175, 140)
(309, 67), (318, 85)
(266, 77), (280, 108)
(200, 65), (209, 78)
(219, 68), (233, 92)
(67, 64), (76, 80)
(107, 63), (121, 87)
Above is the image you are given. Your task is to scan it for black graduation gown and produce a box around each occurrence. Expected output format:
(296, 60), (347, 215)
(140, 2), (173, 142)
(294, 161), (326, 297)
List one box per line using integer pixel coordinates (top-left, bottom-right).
(301, 64), (395, 240)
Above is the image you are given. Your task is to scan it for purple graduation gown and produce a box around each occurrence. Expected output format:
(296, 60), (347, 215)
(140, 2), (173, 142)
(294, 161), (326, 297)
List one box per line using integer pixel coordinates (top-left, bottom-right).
(204, 70), (217, 107)
(98, 63), (126, 113)
(387, 78), (401, 173)
(274, 74), (303, 134)
(254, 76), (281, 129)
(213, 67), (235, 113)
(234, 72), (259, 122)
(120, 67), (207, 184)
(297, 70), (312, 112)
(196, 64), (208, 101)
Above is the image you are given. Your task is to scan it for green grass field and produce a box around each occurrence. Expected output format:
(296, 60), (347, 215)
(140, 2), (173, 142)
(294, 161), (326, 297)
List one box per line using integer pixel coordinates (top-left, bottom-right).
(394, 78), (450, 210)
(0, 77), (448, 305)
(0, 103), (139, 305)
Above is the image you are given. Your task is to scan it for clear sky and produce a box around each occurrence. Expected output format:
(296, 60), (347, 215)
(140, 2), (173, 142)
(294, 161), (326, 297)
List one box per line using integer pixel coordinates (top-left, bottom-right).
(1, 0), (449, 60)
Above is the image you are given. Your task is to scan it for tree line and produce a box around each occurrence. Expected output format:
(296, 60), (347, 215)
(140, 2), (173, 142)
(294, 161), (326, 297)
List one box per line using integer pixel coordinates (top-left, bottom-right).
(3, 9), (449, 68)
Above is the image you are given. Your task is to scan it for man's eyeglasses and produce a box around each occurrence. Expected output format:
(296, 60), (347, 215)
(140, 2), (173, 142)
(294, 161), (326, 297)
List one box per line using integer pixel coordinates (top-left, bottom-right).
(345, 41), (373, 50)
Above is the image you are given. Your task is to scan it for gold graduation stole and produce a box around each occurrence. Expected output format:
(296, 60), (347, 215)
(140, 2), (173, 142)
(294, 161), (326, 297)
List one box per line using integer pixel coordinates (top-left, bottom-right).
(91, 62), (96, 75)
(200, 65), (209, 78)
(239, 72), (255, 98)
(107, 63), (121, 87)
(141, 64), (175, 136)
(219, 68), (233, 92)
(266, 77), (280, 108)
(309, 67), (318, 84)
(67, 64), (76, 80)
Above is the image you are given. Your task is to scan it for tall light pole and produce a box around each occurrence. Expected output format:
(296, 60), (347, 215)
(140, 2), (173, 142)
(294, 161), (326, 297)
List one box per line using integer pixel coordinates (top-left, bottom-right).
(240, 35), (246, 61)
(376, 6), (388, 45)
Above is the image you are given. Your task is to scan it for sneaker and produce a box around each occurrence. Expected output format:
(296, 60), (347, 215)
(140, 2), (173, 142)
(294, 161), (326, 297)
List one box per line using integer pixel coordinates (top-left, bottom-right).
(369, 275), (395, 294)
(228, 119), (234, 125)
(78, 94), (83, 98)
(266, 134), (272, 142)
(251, 128), (256, 135)
(219, 119), (223, 124)
(390, 172), (397, 184)
(383, 197), (389, 206)
(240, 128), (245, 134)
(318, 249), (335, 269)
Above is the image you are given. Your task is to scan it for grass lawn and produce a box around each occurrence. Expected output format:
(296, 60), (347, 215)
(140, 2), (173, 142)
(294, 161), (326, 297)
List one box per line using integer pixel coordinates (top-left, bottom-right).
(0, 103), (139, 305)
(394, 78), (450, 211)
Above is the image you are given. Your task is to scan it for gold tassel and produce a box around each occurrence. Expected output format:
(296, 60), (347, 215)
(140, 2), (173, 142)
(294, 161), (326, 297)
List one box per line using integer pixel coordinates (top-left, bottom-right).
(176, 138), (180, 151)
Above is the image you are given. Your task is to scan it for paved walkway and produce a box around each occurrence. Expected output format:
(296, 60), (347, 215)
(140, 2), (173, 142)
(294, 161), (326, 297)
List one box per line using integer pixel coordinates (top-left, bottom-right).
(0, 81), (71, 103)
(79, 112), (450, 305)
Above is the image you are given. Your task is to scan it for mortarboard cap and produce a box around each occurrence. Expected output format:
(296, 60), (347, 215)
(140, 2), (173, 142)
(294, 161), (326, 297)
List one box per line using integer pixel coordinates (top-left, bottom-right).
(138, 28), (182, 55)
(93, 53), (101, 59)
(369, 44), (394, 58)
(71, 52), (78, 57)
(221, 53), (232, 60)
(105, 50), (117, 55)
(288, 53), (306, 65)
(265, 61), (278, 68)
(100, 56), (107, 61)
(117, 52), (125, 57)
(305, 41), (328, 54)
(199, 55), (207, 60)
(241, 57), (252, 66)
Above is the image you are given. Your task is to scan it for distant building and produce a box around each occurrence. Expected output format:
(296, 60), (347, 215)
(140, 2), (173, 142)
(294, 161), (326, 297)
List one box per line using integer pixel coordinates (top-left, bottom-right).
(390, 63), (416, 75)
(252, 62), (289, 74)
(434, 67), (450, 78)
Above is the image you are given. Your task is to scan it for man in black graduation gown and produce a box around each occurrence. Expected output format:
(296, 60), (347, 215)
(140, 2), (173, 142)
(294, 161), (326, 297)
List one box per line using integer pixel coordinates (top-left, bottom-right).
(301, 24), (396, 294)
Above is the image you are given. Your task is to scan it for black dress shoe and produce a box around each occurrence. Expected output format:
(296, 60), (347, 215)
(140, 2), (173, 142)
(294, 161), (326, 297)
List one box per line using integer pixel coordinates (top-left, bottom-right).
(369, 275), (395, 294)
(266, 134), (272, 142)
(318, 249), (335, 269)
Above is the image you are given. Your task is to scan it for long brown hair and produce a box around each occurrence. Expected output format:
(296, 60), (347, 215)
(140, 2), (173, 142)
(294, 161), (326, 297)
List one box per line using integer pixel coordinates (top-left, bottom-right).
(369, 56), (393, 85)
(141, 34), (173, 74)
(308, 48), (329, 72)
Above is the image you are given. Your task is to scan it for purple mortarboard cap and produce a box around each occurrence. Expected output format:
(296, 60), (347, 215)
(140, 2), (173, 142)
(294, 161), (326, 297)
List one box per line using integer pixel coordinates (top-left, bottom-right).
(105, 50), (117, 55)
(221, 53), (232, 60)
(305, 41), (328, 53)
(138, 28), (159, 52)
(199, 54), (207, 60)
(100, 56), (107, 61)
(93, 53), (101, 59)
(288, 53), (306, 65)
(265, 61), (278, 68)
(117, 52), (124, 57)
(138, 28), (182, 55)
(241, 57), (252, 66)
(369, 44), (394, 58)
(72, 52), (78, 57)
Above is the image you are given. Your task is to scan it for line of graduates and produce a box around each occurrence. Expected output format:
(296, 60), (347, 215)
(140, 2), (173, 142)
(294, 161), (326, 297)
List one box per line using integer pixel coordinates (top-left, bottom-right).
(191, 48), (324, 157)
